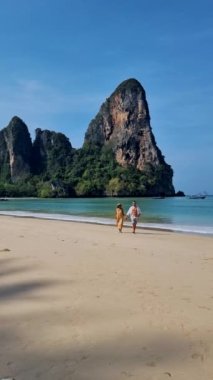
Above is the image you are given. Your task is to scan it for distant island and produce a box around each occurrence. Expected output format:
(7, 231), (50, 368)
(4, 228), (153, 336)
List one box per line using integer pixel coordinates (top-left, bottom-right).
(0, 78), (181, 198)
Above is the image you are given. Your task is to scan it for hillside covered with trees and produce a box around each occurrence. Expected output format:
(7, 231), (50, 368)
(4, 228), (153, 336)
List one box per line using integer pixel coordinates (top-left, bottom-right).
(0, 79), (176, 198)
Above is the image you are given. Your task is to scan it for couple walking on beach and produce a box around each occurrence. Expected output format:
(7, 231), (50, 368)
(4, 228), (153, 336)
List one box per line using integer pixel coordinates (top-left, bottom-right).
(115, 201), (141, 233)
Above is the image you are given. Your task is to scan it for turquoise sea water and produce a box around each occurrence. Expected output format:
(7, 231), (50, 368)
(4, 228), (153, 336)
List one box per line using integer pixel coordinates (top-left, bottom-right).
(0, 196), (213, 235)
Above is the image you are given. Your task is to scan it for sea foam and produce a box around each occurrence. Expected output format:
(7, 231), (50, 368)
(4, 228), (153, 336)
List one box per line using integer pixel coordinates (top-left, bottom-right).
(0, 210), (212, 236)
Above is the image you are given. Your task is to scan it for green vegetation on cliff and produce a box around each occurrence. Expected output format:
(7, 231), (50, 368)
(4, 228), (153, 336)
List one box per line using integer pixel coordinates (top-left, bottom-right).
(0, 142), (174, 198)
(0, 79), (176, 197)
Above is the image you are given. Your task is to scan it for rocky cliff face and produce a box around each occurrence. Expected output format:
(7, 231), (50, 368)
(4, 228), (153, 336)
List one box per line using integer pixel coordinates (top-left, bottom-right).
(0, 117), (74, 183)
(0, 78), (175, 196)
(0, 116), (32, 182)
(85, 79), (166, 170)
(84, 78), (174, 195)
(32, 128), (73, 175)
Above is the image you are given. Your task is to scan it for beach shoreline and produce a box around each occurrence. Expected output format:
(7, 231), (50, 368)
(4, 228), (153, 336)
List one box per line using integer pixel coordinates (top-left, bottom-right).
(0, 211), (213, 237)
(0, 215), (213, 380)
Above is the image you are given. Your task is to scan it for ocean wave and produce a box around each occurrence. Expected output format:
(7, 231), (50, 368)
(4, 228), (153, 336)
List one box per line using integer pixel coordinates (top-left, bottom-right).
(0, 210), (213, 236)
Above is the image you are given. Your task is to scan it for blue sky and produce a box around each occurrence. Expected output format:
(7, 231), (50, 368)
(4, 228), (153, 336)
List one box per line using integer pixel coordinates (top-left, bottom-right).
(0, 0), (212, 194)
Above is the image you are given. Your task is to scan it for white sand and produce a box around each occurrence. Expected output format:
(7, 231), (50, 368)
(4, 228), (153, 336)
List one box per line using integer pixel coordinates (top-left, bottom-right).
(0, 216), (213, 380)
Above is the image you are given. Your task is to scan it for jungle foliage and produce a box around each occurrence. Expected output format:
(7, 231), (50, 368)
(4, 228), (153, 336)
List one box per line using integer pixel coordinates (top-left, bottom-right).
(0, 143), (173, 198)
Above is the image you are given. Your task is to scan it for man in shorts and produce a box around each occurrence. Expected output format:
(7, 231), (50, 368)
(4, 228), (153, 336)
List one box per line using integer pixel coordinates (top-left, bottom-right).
(126, 201), (141, 233)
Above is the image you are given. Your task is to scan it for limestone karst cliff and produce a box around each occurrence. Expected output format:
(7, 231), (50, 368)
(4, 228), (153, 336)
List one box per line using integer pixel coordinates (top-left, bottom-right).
(32, 128), (73, 175)
(84, 78), (174, 195)
(85, 79), (165, 168)
(0, 116), (32, 182)
(0, 78), (175, 196)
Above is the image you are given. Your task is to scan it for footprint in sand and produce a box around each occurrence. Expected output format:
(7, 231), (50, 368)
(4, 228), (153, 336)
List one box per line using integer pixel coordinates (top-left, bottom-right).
(0, 248), (11, 252)
(198, 305), (211, 311)
(191, 352), (204, 361)
(146, 361), (156, 367)
(80, 355), (89, 361)
(121, 371), (134, 377)
(182, 297), (191, 302)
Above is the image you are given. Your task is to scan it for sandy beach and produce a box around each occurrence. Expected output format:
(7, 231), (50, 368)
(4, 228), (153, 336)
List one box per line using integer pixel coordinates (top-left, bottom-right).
(0, 216), (213, 380)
